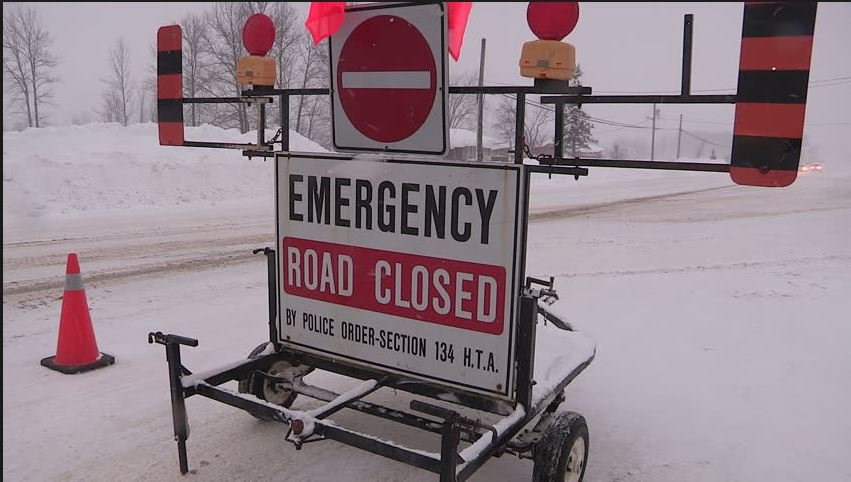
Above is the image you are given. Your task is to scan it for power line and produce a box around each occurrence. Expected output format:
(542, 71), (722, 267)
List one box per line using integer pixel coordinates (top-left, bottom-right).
(680, 129), (728, 148)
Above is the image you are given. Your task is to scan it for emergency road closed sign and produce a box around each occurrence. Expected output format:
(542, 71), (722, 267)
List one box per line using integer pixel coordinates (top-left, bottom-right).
(276, 155), (522, 399)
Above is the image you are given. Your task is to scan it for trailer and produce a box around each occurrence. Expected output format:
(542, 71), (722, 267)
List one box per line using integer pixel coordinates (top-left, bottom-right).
(149, 2), (816, 481)
(150, 273), (595, 481)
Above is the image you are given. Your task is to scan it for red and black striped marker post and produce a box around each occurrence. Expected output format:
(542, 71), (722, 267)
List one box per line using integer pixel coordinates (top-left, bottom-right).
(157, 25), (184, 146)
(731, 2), (817, 187)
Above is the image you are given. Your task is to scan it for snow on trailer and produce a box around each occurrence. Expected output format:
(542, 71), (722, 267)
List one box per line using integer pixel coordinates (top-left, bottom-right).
(148, 2), (818, 482)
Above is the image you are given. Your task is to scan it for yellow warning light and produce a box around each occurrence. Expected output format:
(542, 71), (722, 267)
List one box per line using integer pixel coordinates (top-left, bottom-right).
(237, 56), (276, 87)
(520, 40), (575, 81)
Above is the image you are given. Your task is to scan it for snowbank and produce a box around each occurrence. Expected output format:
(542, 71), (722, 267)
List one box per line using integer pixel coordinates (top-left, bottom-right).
(2, 123), (325, 221)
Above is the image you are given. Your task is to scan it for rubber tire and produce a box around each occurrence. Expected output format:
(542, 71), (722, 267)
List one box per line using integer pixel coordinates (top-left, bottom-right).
(237, 343), (298, 420)
(532, 411), (589, 482)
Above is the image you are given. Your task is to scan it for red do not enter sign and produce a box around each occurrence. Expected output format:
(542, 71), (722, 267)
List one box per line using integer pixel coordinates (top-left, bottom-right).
(336, 15), (437, 144)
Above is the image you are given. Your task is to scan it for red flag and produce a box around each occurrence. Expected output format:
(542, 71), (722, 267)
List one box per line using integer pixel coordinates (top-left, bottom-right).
(447, 2), (473, 61)
(305, 2), (346, 45)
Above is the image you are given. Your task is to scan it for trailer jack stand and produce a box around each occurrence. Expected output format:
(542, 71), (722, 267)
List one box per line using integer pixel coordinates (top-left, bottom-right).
(148, 331), (199, 475)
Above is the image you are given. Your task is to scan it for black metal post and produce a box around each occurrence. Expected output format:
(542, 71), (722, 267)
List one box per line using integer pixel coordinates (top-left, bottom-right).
(515, 295), (538, 410)
(544, 157), (729, 173)
(165, 341), (190, 474)
(258, 102), (266, 147)
(281, 94), (290, 151)
(554, 103), (564, 159)
(439, 412), (461, 482)
(264, 248), (278, 346)
(682, 14), (694, 95)
(514, 93), (525, 165)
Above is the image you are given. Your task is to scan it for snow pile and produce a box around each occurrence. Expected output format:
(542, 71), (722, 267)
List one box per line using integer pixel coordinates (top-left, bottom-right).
(2, 123), (325, 221)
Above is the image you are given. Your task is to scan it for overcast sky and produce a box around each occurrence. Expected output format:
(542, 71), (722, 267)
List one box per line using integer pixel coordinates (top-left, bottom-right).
(7, 2), (850, 159)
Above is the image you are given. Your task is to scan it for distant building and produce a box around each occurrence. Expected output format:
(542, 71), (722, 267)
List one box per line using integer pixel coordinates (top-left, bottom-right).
(528, 142), (604, 159)
(447, 128), (510, 161)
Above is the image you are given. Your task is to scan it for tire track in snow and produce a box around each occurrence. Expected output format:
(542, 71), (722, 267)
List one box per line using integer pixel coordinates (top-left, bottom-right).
(3, 249), (262, 297)
(528, 186), (734, 222)
(552, 254), (851, 279)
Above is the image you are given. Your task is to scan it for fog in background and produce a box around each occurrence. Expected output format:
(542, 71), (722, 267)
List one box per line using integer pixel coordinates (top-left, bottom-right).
(3, 2), (849, 163)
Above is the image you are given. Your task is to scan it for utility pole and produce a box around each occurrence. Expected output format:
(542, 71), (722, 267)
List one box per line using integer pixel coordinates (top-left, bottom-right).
(676, 113), (683, 159)
(650, 103), (657, 160)
(476, 38), (486, 161)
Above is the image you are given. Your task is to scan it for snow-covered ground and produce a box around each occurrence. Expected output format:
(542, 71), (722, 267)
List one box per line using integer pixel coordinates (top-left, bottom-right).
(3, 123), (850, 481)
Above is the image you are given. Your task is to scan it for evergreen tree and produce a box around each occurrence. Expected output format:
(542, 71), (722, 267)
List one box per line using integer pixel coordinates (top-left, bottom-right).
(564, 64), (596, 157)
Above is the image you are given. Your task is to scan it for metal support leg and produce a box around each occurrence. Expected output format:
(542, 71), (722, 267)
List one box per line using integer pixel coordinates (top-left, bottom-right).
(439, 411), (461, 482)
(166, 342), (190, 474)
(149, 332), (199, 475)
(254, 247), (278, 347)
(516, 295), (538, 410)
(257, 102), (266, 147)
(554, 103), (564, 160)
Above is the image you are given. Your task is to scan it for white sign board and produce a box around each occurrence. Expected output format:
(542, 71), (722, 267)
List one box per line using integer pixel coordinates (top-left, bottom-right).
(329, 3), (448, 155)
(276, 155), (523, 399)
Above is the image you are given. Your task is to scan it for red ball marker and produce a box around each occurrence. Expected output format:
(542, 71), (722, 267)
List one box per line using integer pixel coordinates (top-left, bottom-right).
(526, 2), (579, 41)
(243, 13), (276, 56)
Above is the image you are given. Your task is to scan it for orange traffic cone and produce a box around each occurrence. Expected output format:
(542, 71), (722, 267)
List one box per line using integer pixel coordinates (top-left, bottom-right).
(41, 253), (115, 374)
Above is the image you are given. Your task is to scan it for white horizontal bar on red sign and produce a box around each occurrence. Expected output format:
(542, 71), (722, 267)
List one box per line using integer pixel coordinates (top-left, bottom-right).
(341, 71), (432, 89)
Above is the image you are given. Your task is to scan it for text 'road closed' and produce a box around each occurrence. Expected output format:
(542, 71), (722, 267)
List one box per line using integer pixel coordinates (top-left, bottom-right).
(283, 237), (505, 335)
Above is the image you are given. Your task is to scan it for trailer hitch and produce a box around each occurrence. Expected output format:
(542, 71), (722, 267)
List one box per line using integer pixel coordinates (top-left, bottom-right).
(148, 331), (199, 347)
(148, 331), (198, 475)
(524, 276), (574, 331)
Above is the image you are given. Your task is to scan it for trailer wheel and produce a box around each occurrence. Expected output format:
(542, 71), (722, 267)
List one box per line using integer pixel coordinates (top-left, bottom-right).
(238, 343), (298, 419)
(532, 411), (589, 482)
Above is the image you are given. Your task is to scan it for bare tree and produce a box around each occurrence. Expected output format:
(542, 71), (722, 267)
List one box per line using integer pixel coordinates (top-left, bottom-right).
(3, 4), (58, 128)
(181, 12), (209, 127)
(447, 71), (477, 129)
(3, 14), (32, 127)
(138, 88), (146, 123)
(205, 2), (269, 132)
(99, 90), (123, 124)
(267, 2), (299, 127)
(101, 39), (132, 126)
(141, 44), (158, 124)
(294, 32), (330, 138)
(524, 104), (554, 153)
(494, 96), (553, 152)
